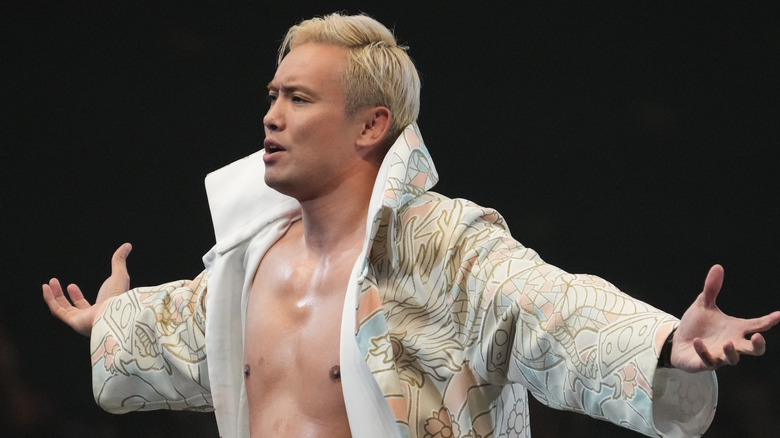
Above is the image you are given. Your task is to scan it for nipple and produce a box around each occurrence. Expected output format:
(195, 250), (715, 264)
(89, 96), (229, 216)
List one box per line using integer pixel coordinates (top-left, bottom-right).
(244, 364), (250, 378)
(329, 366), (341, 382)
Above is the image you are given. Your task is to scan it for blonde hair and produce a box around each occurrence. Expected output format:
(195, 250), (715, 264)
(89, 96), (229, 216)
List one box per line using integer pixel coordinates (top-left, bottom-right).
(278, 13), (421, 141)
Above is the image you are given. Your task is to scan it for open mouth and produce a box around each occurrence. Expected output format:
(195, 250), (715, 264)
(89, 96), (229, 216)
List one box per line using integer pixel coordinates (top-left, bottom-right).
(264, 139), (285, 154)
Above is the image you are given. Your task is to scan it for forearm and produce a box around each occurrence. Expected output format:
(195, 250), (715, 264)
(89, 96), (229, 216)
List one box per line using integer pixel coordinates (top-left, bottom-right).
(90, 271), (212, 413)
(467, 249), (716, 436)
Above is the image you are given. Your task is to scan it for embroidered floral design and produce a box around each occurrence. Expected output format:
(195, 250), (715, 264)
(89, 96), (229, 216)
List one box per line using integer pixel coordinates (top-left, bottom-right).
(102, 336), (118, 372)
(506, 402), (527, 435)
(423, 407), (459, 438)
(618, 364), (638, 399)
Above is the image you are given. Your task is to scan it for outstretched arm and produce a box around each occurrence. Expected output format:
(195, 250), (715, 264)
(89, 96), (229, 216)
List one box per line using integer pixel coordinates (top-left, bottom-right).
(42, 243), (132, 336)
(671, 264), (780, 372)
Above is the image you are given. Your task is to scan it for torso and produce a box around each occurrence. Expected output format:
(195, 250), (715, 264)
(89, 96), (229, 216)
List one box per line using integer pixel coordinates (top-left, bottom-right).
(243, 220), (358, 437)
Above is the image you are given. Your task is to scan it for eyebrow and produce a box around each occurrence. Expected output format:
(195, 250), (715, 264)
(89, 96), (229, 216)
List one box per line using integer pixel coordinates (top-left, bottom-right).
(266, 81), (315, 96)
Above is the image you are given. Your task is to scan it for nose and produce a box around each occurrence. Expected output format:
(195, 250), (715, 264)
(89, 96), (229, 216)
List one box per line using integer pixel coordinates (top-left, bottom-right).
(263, 100), (283, 132)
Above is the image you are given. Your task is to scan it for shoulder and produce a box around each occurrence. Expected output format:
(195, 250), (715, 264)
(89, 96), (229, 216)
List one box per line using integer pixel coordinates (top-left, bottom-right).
(392, 192), (519, 263)
(399, 192), (510, 233)
(382, 192), (537, 281)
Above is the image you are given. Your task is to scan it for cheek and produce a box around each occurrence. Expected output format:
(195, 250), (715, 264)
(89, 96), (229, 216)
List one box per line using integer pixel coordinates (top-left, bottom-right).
(288, 113), (323, 143)
(289, 107), (354, 155)
(304, 120), (343, 147)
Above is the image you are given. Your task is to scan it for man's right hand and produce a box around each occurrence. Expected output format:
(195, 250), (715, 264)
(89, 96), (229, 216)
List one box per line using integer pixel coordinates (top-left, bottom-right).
(43, 243), (132, 337)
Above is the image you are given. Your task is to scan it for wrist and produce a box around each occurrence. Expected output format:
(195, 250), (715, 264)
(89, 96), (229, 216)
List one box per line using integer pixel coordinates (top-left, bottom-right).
(657, 327), (676, 368)
(82, 299), (111, 337)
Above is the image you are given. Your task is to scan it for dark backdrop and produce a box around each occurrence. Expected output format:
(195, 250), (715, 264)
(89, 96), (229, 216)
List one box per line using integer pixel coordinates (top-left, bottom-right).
(3, 1), (779, 436)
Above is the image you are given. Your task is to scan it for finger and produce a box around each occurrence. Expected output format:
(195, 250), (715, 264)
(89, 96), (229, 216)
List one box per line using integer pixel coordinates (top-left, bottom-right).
(47, 278), (78, 309)
(701, 264), (724, 307)
(740, 333), (768, 356)
(42, 283), (62, 311)
(66, 284), (90, 309)
(47, 278), (65, 297)
(746, 311), (780, 333)
(723, 342), (740, 366)
(110, 243), (132, 290)
(693, 338), (717, 368)
(111, 243), (132, 275)
(43, 283), (74, 321)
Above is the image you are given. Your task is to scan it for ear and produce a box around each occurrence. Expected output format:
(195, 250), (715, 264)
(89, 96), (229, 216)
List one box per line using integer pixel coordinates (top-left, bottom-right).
(355, 106), (392, 149)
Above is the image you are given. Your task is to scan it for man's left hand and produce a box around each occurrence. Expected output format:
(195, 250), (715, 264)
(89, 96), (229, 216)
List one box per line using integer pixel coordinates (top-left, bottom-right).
(672, 264), (780, 372)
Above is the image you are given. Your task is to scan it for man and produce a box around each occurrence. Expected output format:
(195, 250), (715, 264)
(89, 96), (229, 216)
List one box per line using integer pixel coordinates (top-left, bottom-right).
(43, 13), (780, 438)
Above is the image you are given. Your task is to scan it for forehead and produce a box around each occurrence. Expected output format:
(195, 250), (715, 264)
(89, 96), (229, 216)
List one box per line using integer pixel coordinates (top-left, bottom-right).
(270, 43), (348, 91)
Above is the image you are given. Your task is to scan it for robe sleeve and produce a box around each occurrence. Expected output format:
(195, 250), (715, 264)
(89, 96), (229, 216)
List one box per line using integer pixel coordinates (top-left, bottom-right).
(458, 204), (717, 437)
(90, 271), (212, 413)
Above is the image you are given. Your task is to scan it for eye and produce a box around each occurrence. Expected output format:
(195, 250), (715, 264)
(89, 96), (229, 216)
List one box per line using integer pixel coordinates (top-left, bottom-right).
(266, 93), (278, 105)
(292, 95), (308, 104)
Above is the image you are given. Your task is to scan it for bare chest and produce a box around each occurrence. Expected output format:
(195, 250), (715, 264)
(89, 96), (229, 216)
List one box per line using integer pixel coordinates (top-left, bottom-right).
(242, 242), (357, 436)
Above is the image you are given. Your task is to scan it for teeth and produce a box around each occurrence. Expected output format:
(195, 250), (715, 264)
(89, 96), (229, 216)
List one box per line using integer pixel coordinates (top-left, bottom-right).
(265, 142), (284, 153)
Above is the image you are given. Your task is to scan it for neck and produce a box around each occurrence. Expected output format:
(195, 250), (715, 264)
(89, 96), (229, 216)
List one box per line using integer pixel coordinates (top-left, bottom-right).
(297, 165), (379, 256)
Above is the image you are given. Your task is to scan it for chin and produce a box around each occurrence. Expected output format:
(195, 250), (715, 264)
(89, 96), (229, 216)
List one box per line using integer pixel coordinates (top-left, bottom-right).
(264, 176), (298, 198)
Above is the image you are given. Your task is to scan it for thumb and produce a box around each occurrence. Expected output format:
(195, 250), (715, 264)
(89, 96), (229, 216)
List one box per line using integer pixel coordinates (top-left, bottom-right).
(111, 243), (132, 281)
(701, 264), (724, 307)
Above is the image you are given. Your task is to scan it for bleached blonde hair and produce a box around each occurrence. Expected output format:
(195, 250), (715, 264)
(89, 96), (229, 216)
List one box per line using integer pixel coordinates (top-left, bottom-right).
(278, 13), (421, 141)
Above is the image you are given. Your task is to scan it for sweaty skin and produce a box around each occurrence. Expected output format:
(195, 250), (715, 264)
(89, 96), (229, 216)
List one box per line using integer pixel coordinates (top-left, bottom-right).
(244, 220), (358, 437)
(242, 41), (386, 437)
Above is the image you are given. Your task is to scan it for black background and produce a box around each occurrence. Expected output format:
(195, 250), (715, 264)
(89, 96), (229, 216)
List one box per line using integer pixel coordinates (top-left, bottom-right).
(2, 1), (779, 436)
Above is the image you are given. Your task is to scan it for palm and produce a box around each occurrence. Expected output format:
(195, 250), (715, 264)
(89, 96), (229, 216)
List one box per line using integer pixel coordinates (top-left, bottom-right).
(671, 265), (780, 372)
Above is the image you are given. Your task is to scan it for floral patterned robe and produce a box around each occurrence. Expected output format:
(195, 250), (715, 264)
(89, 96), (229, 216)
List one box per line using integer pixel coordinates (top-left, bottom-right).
(91, 124), (717, 437)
